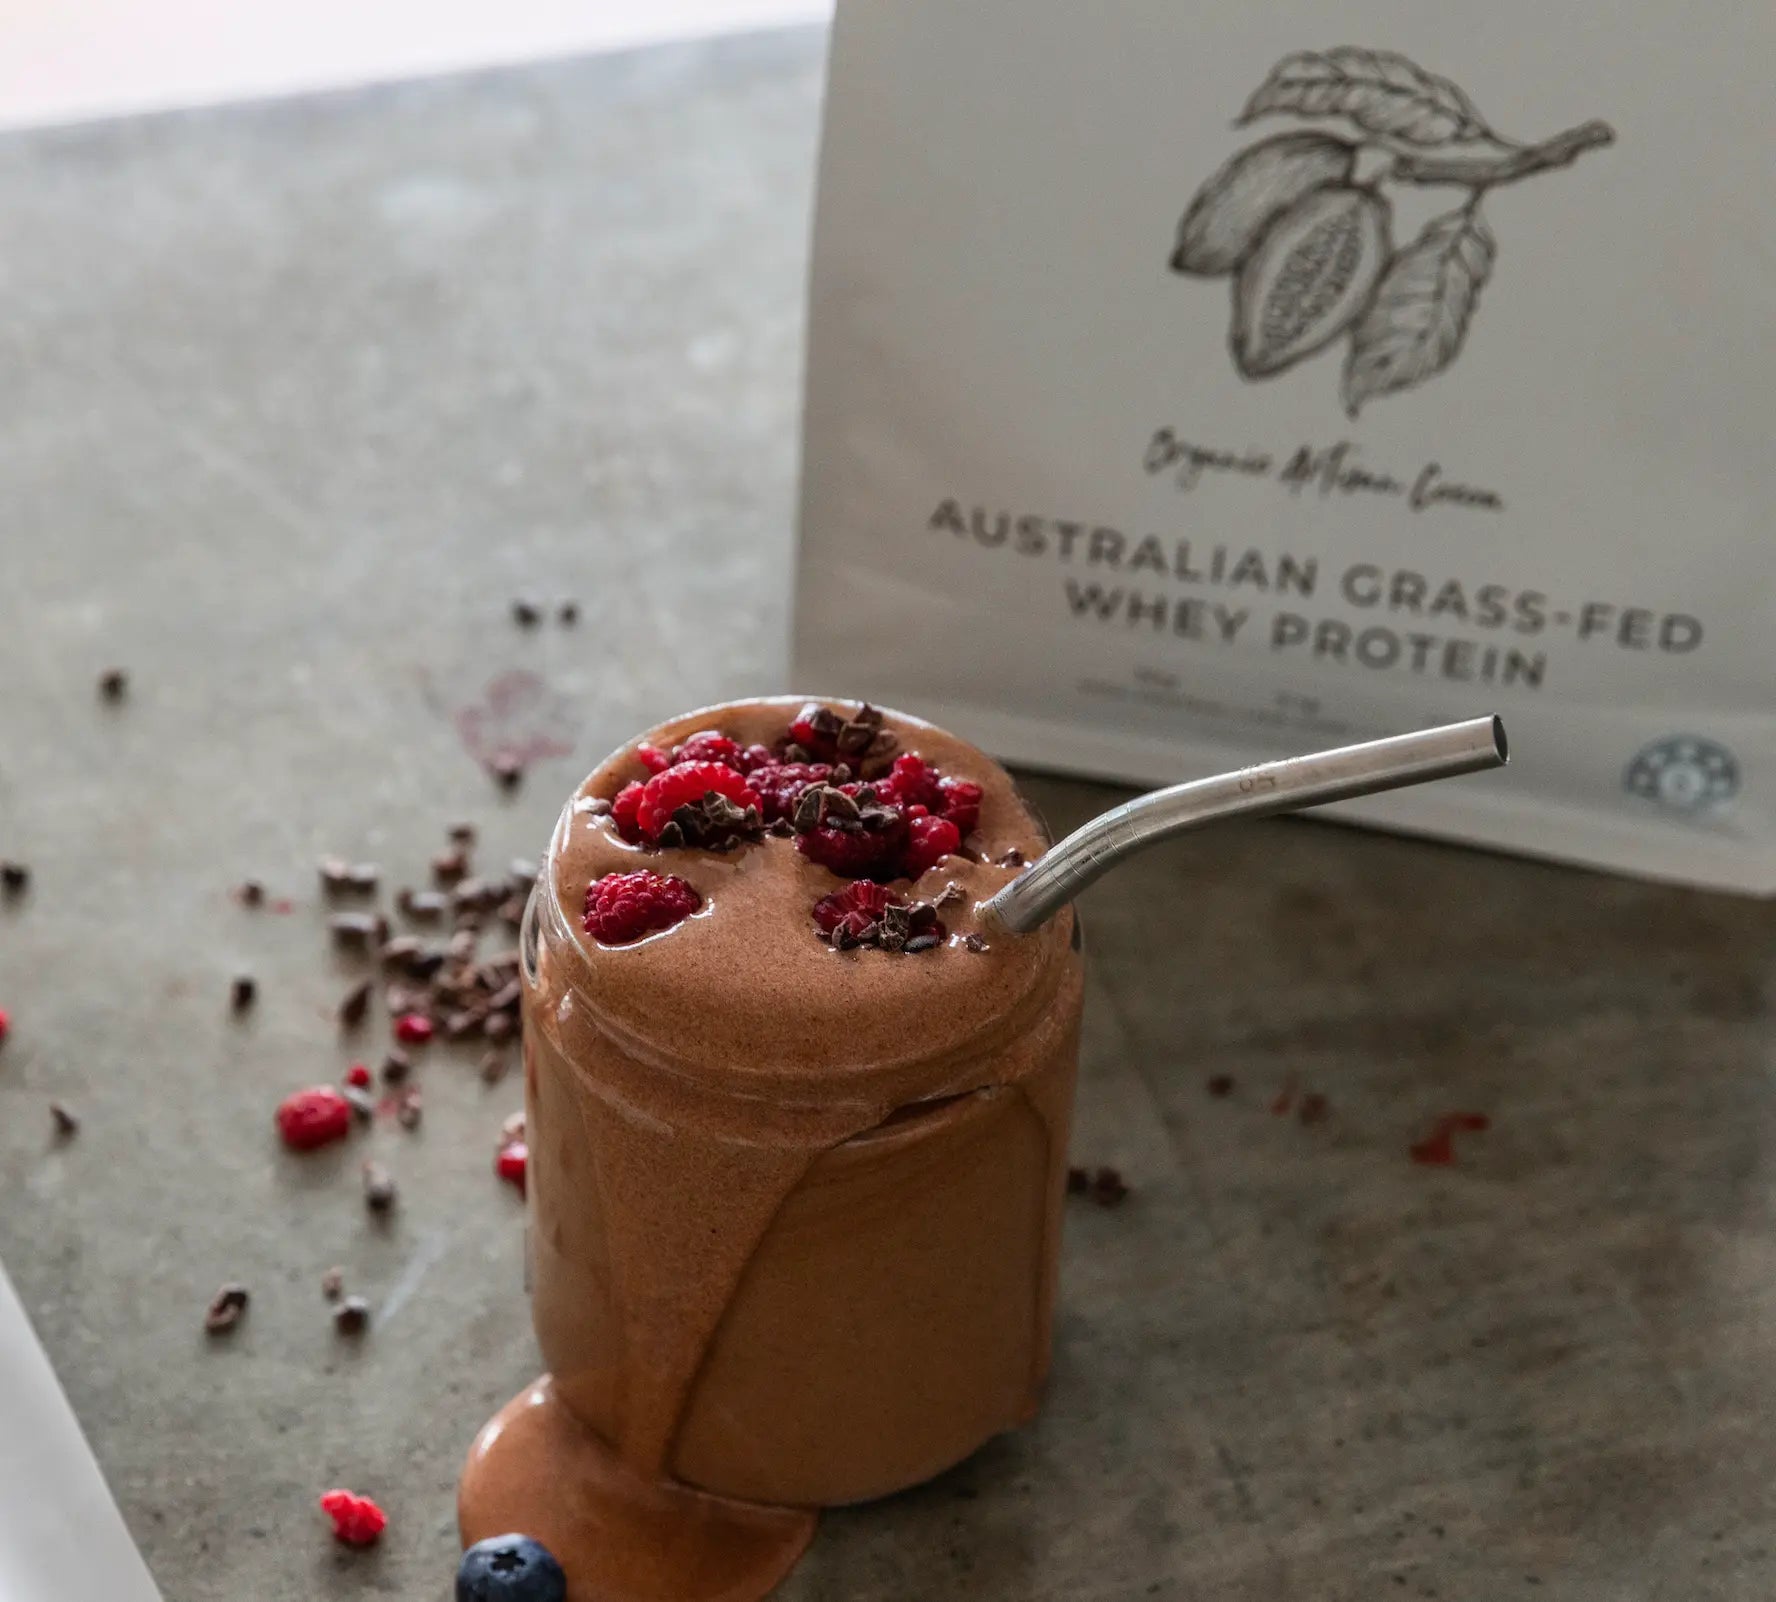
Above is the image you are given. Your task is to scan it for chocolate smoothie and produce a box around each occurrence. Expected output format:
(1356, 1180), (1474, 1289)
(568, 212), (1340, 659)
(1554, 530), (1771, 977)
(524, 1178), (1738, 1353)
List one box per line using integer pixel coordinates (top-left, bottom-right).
(460, 698), (1083, 1601)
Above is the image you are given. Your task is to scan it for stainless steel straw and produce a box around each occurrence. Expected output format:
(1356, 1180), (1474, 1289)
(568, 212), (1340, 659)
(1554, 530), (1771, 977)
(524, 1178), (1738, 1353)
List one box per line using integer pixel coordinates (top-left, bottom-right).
(978, 716), (1507, 936)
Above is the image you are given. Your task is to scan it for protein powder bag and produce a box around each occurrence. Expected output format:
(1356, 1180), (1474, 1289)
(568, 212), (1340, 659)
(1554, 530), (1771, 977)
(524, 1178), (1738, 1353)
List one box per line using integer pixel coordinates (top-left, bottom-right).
(794, 1), (1775, 893)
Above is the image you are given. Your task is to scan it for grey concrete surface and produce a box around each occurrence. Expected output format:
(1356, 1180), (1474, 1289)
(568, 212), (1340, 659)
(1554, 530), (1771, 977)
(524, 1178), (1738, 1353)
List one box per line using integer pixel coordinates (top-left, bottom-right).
(2, 25), (1775, 1602)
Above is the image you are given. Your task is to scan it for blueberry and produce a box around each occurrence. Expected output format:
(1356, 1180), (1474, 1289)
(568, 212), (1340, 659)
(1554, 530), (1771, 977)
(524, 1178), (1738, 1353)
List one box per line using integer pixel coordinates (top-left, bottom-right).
(457, 1533), (568, 1601)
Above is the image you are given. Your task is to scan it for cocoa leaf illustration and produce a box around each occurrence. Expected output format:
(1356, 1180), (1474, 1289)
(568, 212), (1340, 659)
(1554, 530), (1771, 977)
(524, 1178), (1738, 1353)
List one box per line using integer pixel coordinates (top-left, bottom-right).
(1240, 48), (1497, 147)
(1342, 206), (1496, 417)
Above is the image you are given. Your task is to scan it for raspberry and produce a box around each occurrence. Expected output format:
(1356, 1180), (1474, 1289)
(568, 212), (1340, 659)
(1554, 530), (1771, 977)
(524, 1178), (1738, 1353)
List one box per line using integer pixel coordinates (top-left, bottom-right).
(671, 731), (747, 771)
(739, 743), (775, 772)
(318, 1488), (386, 1547)
(610, 781), (644, 843)
(747, 761), (833, 823)
(344, 1063), (371, 1089)
(635, 743), (672, 775)
(276, 1087), (352, 1151)
(904, 814), (961, 879)
(634, 762), (759, 841)
(878, 753), (943, 813)
(939, 777), (984, 835)
(810, 882), (945, 951)
(795, 812), (907, 879)
(393, 1012), (434, 1045)
(812, 881), (898, 940)
(584, 870), (701, 944)
(496, 1139), (528, 1194)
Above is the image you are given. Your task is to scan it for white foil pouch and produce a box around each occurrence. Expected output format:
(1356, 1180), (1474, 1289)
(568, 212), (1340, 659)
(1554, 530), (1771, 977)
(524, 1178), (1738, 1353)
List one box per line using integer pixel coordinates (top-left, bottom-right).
(0, 1263), (164, 1602)
(795, 0), (1775, 893)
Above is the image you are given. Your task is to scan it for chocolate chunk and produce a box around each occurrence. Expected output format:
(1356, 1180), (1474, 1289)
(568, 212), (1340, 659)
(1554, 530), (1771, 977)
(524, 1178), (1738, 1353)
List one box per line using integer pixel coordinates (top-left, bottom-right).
(478, 1051), (509, 1085)
(934, 882), (966, 909)
(1, 860), (29, 894)
(445, 1008), (486, 1041)
(97, 668), (129, 702)
(380, 1050), (412, 1085)
(337, 978), (373, 1028)
(491, 753), (525, 789)
(664, 791), (763, 852)
(448, 822), (477, 847)
(1206, 1074), (1235, 1099)
(767, 818), (794, 838)
(320, 1266), (344, 1301)
(318, 857), (353, 894)
(345, 863), (380, 893)
(452, 877), (500, 912)
(361, 1161), (397, 1212)
(229, 974), (257, 1012)
(342, 1085), (376, 1122)
(378, 936), (424, 970)
(998, 848), (1027, 868)
(1298, 1092), (1331, 1126)
(497, 895), (526, 928)
(878, 904), (913, 952)
(558, 600), (579, 626)
(328, 912), (383, 948)
(49, 1101), (79, 1138)
(396, 1088), (422, 1130)
(203, 1284), (250, 1336)
(486, 979), (522, 1013)
(1089, 1167), (1129, 1207)
(1066, 1166), (1090, 1195)
(333, 1296), (370, 1335)
(482, 1012), (514, 1043)
(431, 849), (467, 885)
(448, 928), (478, 963)
(961, 932), (988, 953)
(409, 946), (448, 979)
(508, 858), (539, 891)
(500, 1110), (527, 1144)
(511, 598), (542, 627)
(233, 877), (262, 906)
(903, 933), (941, 954)
(398, 887), (449, 922)
(384, 982), (424, 1015)
(791, 787), (824, 833)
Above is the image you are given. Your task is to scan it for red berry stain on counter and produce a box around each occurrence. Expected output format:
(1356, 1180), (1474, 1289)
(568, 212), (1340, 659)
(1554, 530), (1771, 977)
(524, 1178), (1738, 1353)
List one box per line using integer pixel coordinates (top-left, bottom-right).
(1410, 1111), (1491, 1167)
(451, 669), (574, 774)
(276, 1087), (353, 1151)
(318, 1488), (386, 1546)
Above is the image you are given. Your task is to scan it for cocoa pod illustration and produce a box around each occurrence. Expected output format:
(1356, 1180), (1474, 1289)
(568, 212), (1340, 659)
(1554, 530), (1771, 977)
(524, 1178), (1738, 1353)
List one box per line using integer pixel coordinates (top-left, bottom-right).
(1230, 185), (1392, 379)
(1171, 132), (1356, 277)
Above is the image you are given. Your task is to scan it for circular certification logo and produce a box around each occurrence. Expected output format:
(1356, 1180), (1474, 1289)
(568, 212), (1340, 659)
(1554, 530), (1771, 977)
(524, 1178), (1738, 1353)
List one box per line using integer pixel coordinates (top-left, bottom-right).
(1623, 735), (1739, 815)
